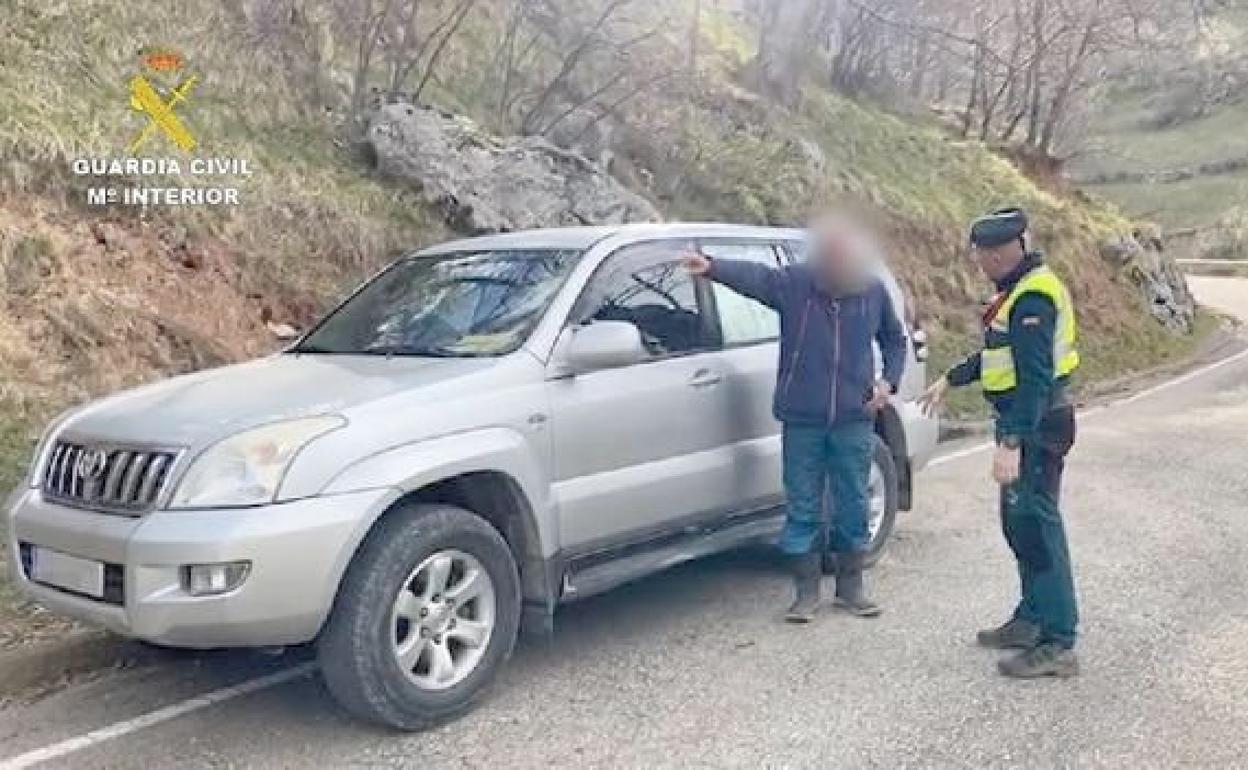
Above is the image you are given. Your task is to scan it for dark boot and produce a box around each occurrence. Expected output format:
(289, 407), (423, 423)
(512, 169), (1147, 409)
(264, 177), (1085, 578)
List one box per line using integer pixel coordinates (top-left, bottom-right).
(833, 551), (881, 618)
(976, 618), (1041, 650)
(997, 642), (1079, 679)
(784, 551), (822, 623)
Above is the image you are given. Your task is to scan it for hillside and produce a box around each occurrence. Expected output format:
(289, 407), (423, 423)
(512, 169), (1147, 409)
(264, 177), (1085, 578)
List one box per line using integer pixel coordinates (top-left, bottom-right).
(1075, 5), (1248, 258)
(0, 0), (1206, 497)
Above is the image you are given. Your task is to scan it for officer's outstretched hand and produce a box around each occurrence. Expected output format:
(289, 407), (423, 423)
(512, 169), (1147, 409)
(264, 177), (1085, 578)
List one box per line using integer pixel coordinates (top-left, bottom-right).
(917, 376), (948, 417)
(681, 249), (712, 276)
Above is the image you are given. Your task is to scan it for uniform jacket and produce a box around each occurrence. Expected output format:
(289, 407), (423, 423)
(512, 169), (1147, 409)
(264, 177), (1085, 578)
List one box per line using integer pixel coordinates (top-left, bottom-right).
(946, 252), (1070, 438)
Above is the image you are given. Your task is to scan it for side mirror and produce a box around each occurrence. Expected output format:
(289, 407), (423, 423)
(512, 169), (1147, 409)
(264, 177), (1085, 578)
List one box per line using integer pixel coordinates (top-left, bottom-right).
(564, 320), (647, 373)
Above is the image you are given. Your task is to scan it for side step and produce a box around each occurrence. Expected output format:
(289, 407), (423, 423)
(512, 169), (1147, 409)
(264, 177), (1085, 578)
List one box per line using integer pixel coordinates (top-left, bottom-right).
(563, 512), (784, 601)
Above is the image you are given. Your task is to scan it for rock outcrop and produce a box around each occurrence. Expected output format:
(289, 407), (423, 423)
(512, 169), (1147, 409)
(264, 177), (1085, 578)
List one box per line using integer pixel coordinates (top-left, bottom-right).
(366, 102), (660, 234)
(1100, 229), (1196, 333)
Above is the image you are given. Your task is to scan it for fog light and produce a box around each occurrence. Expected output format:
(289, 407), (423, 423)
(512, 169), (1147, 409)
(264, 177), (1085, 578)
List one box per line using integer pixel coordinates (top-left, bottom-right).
(183, 561), (250, 596)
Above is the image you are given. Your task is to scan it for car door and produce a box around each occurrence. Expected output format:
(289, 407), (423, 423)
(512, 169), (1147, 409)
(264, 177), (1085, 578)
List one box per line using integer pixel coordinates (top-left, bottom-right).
(699, 240), (786, 512)
(547, 239), (737, 552)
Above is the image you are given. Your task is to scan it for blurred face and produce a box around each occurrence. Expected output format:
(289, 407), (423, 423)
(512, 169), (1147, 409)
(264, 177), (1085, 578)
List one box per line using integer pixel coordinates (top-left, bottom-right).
(810, 216), (875, 291)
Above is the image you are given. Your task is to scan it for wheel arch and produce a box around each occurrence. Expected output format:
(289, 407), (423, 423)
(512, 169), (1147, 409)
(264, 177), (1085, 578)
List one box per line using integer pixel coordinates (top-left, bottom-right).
(396, 471), (554, 629)
(320, 429), (559, 638)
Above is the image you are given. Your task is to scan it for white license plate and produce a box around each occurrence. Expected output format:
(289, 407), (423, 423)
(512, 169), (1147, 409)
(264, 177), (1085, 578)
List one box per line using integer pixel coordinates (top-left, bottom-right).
(31, 547), (105, 598)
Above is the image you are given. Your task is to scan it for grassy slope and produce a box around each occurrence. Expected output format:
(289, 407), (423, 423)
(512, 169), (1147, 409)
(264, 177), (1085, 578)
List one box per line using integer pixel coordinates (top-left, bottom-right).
(643, 11), (1206, 417)
(1081, 89), (1248, 230)
(1078, 11), (1248, 231)
(0, 0), (449, 482)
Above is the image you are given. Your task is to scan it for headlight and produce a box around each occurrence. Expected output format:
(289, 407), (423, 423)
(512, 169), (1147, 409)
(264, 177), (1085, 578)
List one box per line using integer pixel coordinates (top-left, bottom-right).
(170, 416), (345, 509)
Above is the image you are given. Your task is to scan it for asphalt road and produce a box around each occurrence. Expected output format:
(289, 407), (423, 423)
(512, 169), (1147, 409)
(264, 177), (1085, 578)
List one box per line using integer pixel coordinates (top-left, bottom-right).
(1, 279), (1246, 769)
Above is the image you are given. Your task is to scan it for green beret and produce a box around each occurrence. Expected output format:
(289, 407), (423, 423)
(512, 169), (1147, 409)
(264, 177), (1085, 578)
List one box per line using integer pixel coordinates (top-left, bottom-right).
(970, 208), (1027, 248)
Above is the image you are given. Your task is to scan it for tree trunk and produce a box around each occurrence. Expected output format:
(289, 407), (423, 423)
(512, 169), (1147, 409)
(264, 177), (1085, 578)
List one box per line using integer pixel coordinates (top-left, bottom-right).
(750, 0), (820, 105)
(1040, 19), (1095, 155)
(1024, 0), (1046, 147)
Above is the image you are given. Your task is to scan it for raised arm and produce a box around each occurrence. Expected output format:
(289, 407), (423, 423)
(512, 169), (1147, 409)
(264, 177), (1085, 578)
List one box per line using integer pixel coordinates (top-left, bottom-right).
(683, 251), (786, 310)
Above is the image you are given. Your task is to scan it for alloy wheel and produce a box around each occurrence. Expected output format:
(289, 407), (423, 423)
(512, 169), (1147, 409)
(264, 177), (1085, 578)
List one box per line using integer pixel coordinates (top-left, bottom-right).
(390, 549), (496, 691)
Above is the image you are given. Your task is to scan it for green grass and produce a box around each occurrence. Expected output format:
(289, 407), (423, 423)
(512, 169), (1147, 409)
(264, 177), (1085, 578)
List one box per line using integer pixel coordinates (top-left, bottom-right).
(0, 399), (60, 651)
(1083, 98), (1248, 176)
(1078, 24), (1248, 233)
(1086, 172), (1248, 229)
(1079, 83), (1248, 229)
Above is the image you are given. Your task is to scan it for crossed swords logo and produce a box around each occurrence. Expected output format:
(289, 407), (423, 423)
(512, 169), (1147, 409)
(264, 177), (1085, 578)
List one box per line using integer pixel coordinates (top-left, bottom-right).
(128, 48), (198, 153)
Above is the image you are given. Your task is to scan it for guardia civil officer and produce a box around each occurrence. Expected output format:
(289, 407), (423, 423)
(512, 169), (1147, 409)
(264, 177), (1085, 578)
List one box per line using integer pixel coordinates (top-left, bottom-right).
(919, 208), (1080, 678)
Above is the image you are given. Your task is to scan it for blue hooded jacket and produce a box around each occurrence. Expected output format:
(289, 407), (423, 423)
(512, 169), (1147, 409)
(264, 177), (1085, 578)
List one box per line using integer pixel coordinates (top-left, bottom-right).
(708, 258), (907, 427)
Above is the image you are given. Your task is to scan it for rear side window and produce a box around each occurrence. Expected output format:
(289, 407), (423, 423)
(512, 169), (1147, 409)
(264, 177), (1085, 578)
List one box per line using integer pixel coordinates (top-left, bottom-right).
(701, 242), (782, 346)
(575, 240), (715, 359)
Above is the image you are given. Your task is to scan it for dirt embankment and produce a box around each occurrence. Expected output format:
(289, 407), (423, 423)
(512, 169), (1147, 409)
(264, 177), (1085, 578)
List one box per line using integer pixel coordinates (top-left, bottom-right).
(0, 198), (315, 443)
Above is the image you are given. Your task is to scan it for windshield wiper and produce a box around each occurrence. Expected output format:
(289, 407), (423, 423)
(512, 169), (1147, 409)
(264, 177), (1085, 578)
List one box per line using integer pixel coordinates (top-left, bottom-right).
(363, 344), (463, 358)
(290, 343), (343, 355)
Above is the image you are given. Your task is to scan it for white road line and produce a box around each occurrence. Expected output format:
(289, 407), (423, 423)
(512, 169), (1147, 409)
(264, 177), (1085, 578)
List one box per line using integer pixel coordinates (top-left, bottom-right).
(3, 344), (1246, 769)
(928, 441), (993, 467)
(0, 663), (317, 770)
(928, 345), (1248, 467)
(1087, 345), (1248, 411)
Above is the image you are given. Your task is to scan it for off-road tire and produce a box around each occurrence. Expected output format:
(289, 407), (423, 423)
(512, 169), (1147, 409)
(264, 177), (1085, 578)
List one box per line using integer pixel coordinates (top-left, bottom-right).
(318, 503), (521, 730)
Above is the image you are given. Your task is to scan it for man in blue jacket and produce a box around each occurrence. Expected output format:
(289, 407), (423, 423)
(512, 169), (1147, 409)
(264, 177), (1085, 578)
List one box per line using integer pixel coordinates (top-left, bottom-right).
(683, 220), (907, 623)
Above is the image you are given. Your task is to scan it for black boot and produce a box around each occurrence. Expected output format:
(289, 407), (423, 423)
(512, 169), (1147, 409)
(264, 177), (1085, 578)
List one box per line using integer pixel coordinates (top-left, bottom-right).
(833, 551), (881, 618)
(976, 618), (1041, 650)
(784, 551), (822, 624)
(998, 642), (1079, 678)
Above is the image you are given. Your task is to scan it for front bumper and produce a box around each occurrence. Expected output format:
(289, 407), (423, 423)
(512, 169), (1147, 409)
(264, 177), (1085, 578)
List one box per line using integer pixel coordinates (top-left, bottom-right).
(6, 486), (397, 648)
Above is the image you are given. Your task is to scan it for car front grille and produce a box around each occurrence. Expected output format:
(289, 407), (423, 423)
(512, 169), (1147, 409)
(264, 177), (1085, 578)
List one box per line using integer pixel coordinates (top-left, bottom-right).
(41, 440), (181, 514)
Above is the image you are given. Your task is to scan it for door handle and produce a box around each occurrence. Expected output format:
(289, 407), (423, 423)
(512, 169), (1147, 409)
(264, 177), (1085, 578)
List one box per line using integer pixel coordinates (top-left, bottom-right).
(688, 368), (722, 388)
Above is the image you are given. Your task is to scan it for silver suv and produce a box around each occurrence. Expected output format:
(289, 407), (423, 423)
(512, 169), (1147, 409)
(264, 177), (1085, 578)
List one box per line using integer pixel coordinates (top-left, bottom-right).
(7, 224), (937, 728)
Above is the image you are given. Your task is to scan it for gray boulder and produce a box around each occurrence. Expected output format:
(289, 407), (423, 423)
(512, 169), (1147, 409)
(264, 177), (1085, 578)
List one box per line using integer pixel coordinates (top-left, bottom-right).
(1100, 229), (1195, 333)
(366, 102), (660, 234)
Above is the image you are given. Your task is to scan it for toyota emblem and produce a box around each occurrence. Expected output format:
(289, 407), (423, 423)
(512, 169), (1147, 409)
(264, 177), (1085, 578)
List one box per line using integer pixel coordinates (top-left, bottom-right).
(76, 448), (109, 482)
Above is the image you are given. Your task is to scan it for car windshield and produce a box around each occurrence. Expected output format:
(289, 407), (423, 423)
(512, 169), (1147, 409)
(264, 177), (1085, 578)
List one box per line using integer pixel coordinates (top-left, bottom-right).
(293, 248), (583, 357)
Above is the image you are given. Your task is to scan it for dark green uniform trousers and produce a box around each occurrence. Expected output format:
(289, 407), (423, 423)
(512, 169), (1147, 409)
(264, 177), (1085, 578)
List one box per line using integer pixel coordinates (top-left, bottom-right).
(1000, 404), (1079, 648)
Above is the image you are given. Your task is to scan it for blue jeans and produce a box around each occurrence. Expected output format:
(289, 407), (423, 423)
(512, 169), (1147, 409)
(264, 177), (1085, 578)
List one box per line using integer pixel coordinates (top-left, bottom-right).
(778, 422), (875, 557)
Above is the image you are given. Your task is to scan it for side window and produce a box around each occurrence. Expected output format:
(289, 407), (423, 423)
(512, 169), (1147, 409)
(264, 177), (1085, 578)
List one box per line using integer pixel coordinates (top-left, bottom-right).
(781, 239), (807, 265)
(576, 241), (714, 358)
(701, 242), (782, 346)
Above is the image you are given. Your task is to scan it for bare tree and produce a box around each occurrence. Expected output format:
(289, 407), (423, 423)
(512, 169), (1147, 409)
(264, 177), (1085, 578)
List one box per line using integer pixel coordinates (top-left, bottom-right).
(747, 0), (822, 105)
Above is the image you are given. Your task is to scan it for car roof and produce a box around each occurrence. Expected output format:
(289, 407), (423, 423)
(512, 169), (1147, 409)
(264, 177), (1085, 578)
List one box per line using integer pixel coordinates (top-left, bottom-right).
(416, 223), (806, 254)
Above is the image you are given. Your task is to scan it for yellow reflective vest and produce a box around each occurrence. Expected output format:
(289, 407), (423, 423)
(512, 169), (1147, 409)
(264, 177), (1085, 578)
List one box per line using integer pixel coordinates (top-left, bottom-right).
(981, 265), (1080, 393)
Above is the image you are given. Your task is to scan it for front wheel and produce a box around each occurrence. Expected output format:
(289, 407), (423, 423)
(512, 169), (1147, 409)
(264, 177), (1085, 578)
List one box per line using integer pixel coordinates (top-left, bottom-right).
(318, 503), (521, 730)
(823, 434), (900, 573)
